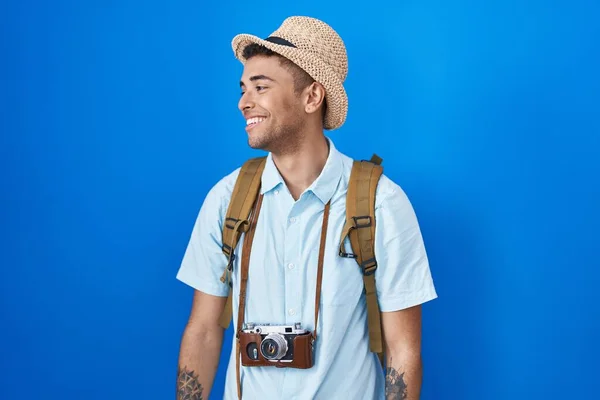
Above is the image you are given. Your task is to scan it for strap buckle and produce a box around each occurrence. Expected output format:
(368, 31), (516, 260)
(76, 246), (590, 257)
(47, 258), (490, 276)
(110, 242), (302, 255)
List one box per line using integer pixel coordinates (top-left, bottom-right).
(225, 217), (249, 232)
(339, 250), (357, 258)
(352, 215), (372, 229)
(224, 217), (240, 230)
(222, 244), (237, 288)
(227, 254), (236, 270)
(361, 258), (378, 275)
(222, 243), (233, 257)
(222, 244), (237, 269)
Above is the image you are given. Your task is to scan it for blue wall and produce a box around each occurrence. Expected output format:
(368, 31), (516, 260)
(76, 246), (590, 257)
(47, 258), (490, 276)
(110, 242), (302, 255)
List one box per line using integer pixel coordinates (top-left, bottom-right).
(1, 1), (598, 399)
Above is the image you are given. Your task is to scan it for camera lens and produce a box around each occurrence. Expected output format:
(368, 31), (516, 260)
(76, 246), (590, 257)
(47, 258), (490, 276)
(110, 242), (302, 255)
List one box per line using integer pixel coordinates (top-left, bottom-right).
(260, 333), (288, 360)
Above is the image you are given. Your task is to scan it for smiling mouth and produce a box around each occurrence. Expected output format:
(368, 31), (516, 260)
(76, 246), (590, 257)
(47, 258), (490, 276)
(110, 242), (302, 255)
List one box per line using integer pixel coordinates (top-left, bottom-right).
(246, 117), (266, 130)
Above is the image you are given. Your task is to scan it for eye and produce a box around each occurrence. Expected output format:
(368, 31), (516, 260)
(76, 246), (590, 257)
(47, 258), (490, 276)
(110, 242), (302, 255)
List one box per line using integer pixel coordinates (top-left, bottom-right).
(256, 86), (266, 91)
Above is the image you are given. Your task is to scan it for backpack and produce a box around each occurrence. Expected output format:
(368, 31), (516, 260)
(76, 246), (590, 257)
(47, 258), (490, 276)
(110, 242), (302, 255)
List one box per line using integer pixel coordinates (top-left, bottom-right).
(217, 154), (384, 364)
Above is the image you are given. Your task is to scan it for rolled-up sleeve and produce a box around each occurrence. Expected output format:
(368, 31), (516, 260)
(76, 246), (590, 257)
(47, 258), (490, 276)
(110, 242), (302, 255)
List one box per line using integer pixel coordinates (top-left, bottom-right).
(374, 177), (438, 312)
(176, 169), (239, 297)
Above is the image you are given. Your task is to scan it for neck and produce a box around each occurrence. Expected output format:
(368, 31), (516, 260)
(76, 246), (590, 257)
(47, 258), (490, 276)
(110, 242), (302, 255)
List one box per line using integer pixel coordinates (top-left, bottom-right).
(271, 133), (330, 201)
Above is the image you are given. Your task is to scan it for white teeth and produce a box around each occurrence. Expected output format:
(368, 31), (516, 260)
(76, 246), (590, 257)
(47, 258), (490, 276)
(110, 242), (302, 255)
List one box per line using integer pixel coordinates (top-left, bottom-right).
(246, 117), (265, 125)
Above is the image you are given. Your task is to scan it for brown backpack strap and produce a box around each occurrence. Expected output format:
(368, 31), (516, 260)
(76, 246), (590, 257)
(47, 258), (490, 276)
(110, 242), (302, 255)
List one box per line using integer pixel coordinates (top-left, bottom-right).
(217, 157), (266, 330)
(339, 154), (384, 364)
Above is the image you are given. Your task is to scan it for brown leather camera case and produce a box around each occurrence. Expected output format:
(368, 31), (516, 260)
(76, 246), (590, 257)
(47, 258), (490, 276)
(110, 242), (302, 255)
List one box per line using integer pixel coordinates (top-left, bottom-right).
(239, 331), (314, 369)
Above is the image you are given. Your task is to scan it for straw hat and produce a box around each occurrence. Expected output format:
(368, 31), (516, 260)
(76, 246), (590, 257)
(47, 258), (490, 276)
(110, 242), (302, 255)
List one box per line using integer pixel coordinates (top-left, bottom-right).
(231, 16), (348, 130)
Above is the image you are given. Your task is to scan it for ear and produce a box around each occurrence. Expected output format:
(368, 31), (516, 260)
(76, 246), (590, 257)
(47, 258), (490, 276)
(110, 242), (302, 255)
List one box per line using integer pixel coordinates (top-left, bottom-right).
(304, 82), (326, 115)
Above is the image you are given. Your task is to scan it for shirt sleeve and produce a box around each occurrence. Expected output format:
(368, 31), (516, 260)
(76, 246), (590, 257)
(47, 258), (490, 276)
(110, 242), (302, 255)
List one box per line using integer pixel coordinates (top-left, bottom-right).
(176, 170), (239, 297)
(373, 176), (438, 312)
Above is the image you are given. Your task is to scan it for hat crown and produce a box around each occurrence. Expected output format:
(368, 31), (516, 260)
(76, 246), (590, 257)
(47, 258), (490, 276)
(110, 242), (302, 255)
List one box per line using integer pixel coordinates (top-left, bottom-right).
(270, 16), (348, 82)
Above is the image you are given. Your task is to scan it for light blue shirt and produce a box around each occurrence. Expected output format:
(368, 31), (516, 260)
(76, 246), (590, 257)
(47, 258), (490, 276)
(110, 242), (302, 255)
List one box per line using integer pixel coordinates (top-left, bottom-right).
(176, 138), (437, 399)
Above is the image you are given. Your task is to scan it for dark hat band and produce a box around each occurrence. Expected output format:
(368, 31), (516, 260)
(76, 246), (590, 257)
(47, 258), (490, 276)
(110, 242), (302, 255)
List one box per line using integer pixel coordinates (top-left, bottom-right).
(264, 36), (297, 48)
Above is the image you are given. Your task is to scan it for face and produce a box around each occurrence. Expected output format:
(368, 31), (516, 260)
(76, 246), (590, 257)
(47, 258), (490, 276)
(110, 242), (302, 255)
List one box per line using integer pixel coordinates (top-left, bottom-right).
(238, 55), (306, 154)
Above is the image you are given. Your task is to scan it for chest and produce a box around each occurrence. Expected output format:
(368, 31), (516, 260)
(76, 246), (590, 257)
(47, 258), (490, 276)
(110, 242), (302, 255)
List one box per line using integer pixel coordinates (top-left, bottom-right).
(234, 193), (365, 324)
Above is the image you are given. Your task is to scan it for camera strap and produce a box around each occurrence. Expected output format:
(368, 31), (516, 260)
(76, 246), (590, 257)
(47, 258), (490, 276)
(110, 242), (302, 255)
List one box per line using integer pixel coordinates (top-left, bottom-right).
(235, 194), (331, 399)
(313, 201), (331, 345)
(236, 192), (264, 400)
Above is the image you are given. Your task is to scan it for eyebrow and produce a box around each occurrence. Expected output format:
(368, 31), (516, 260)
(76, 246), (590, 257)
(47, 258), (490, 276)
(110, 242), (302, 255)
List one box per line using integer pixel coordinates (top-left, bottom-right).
(239, 75), (276, 87)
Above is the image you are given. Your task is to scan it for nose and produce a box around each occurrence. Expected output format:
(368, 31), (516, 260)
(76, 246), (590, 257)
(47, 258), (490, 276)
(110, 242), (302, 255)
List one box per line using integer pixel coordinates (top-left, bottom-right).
(238, 90), (254, 113)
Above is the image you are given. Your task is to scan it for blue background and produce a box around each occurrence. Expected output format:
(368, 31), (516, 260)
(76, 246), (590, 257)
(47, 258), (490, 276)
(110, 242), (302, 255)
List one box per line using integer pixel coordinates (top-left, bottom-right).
(1, 0), (599, 399)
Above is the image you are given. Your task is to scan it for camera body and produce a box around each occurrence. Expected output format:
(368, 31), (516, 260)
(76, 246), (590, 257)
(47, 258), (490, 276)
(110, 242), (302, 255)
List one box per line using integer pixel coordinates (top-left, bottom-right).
(239, 322), (314, 369)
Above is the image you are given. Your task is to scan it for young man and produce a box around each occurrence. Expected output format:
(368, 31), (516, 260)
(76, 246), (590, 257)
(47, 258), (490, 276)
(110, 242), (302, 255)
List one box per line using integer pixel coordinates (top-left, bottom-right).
(175, 16), (437, 400)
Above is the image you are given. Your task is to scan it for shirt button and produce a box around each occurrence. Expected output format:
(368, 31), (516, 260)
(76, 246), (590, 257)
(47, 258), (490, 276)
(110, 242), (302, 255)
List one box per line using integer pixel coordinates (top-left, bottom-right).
(289, 217), (297, 223)
(288, 309), (296, 316)
(275, 189), (280, 195)
(287, 263), (294, 270)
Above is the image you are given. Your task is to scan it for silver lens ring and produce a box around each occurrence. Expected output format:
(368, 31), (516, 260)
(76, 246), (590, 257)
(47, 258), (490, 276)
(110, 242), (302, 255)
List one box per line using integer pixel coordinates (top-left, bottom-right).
(260, 333), (288, 360)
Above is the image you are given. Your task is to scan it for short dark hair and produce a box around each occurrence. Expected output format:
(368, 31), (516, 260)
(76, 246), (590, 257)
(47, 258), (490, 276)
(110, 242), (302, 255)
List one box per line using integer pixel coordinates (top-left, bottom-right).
(242, 43), (314, 93)
(242, 43), (327, 119)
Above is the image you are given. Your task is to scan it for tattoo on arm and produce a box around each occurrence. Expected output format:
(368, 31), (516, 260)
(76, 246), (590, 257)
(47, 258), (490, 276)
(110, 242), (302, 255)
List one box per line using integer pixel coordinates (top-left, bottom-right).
(177, 366), (204, 400)
(385, 358), (408, 400)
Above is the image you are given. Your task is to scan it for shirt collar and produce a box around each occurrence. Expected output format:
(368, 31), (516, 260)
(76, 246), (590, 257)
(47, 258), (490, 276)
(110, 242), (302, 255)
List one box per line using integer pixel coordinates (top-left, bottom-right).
(260, 152), (285, 195)
(260, 137), (343, 204)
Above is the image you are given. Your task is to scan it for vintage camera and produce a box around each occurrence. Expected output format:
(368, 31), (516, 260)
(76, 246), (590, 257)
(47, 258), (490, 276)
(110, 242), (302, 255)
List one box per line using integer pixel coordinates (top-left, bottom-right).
(239, 322), (314, 369)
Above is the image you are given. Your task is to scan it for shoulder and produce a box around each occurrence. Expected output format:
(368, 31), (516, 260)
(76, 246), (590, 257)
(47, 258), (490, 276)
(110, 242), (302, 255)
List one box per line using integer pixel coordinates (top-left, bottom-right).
(201, 165), (242, 217)
(209, 166), (241, 198)
(204, 155), (268, 210)
(336, 151), (412, 211)
(375, 174), (412, 211)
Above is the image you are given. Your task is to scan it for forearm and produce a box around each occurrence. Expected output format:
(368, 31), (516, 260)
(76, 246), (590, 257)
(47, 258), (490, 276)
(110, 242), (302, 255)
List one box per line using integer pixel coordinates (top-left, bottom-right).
(177, 326), (224, 400)
(384, 351), (422, 400)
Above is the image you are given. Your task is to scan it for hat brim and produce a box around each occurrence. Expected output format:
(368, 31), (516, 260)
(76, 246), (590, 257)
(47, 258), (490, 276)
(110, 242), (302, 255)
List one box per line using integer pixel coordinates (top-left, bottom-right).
(232, 33), (347, 130)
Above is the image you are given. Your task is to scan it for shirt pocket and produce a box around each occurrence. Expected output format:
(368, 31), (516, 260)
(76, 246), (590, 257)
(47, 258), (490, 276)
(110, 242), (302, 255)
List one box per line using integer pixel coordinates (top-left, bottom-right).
(316, 245), (365, 308)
